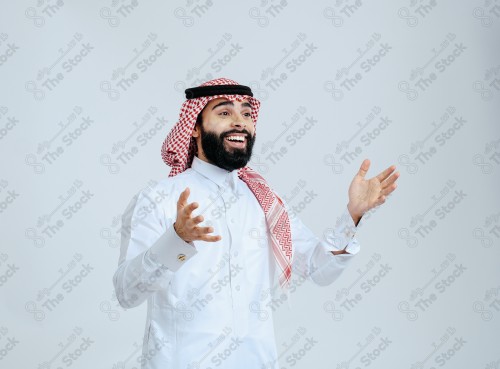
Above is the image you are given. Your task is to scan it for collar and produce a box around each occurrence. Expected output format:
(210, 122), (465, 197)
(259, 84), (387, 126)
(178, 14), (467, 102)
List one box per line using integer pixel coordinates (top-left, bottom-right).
(190, 156), (239, 190)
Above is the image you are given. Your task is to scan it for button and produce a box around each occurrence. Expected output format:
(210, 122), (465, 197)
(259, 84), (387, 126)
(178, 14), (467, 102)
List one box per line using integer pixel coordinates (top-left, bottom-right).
(177, 254), (186, 262)
(230, 218), (235, 224)
(234, 251), (239, 257)
(235, 285), (240, 291)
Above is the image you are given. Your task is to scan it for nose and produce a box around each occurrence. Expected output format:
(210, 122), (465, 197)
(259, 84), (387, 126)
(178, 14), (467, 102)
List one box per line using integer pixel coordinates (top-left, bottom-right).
(231, 113), (247, 129)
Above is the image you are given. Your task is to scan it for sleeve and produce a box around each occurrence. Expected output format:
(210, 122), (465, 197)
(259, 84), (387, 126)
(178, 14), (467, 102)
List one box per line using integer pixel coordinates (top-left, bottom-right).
(288, 203), (363, 287)
(112, 184), (198, 309)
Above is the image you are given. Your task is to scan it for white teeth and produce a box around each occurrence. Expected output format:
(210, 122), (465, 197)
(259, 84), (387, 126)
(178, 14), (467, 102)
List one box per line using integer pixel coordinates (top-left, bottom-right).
(226, 136), (245, 142)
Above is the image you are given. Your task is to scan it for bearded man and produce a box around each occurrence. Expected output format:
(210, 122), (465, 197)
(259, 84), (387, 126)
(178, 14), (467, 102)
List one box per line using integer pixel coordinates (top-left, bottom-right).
(113, 78), (399, 369)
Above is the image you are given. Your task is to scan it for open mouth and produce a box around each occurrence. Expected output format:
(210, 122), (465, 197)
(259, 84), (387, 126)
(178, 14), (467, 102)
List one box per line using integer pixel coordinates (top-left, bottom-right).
(224, 134), (247, 149)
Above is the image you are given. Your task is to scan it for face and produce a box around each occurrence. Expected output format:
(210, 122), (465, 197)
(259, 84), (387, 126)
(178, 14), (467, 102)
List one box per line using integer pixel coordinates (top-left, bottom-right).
(192, 98), (256, 171)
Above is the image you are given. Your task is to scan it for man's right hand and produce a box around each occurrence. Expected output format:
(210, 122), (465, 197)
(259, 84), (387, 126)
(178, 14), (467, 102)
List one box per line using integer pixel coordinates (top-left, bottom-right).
(174, 187), (222, 243)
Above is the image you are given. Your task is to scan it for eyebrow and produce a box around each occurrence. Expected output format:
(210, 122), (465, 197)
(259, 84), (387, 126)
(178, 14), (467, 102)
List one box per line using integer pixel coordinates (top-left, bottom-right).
(211, 101), (252, 110)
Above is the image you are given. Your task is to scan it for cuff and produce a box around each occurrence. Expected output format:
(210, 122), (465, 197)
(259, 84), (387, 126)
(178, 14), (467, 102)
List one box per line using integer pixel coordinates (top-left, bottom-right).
(323, 204), (361, 255)
(144, 224), (198, 272)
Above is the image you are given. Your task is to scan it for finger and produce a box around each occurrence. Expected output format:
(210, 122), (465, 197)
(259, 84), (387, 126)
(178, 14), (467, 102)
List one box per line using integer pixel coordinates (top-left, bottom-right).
(376, 165), (397, 183)
(381, 171), (400, 188)
(381, 183), (398, 196)
(177, 187), (190, 210)
(192, 225), (221, 242)
(194, 226), (215, 234)
(374, 195), (386, 207)
(198, 234), (222, 242)
(189, 214), (204, 225)
(378, 195), (386, 205)
(183, 201), (199, 217)
(357, 159), (370, 178)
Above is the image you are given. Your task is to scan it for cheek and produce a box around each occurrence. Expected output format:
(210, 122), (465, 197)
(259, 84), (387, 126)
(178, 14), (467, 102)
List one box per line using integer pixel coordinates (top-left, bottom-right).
(202, 120), (223, 135)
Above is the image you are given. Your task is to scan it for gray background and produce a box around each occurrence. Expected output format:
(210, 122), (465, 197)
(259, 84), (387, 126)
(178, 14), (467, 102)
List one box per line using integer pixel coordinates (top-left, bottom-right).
(1, 0), (499, 368)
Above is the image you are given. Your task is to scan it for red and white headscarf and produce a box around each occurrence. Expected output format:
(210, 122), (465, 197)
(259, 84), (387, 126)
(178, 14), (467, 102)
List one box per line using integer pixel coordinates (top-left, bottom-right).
(161, 77), (292, 288)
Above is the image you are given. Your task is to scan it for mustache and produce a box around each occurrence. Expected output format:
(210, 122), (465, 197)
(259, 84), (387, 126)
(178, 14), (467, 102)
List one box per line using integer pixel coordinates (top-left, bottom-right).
(221, 128), (253, 138)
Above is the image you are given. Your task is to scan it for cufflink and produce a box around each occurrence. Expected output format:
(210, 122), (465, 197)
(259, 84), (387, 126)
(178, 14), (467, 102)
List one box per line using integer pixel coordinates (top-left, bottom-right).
(177, 254), (186, 262)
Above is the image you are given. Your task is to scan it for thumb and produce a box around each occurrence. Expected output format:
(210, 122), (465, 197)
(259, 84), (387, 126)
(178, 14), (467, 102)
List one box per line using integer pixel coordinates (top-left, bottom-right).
(357, 159), (370, 178)
(177, 187), (190, 210)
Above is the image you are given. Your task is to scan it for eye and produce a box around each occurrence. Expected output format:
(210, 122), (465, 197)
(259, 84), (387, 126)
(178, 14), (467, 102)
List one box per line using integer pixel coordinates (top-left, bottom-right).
(219, 111), (230, 116)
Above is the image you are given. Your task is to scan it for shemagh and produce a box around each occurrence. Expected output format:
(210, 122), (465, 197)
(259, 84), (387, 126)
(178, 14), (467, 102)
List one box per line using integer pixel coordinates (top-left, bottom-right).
(161, 77), (292, 288)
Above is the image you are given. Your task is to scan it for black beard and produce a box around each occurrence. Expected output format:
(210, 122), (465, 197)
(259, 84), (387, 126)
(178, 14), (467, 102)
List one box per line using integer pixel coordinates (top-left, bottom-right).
(198, 124), (255, 171)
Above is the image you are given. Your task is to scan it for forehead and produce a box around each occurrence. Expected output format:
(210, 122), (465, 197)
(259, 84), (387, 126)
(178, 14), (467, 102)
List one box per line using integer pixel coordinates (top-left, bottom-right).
(205, 97), (251, 109)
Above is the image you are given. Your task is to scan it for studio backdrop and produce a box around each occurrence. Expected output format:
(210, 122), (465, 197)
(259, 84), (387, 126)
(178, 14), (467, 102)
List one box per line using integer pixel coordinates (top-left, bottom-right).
(1, 1), (499, 368)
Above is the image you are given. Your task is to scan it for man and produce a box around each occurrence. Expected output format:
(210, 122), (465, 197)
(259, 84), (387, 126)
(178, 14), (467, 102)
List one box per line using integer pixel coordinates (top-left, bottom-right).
(113, 78), (399, 369)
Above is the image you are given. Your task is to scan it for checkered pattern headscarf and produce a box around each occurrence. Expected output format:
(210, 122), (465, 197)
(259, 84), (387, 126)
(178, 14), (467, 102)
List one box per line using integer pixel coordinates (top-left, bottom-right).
(161, 77), (292, 288)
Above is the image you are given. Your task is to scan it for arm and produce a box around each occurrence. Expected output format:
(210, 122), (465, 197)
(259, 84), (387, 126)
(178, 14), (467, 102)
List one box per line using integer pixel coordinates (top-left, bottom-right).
(112, 185), (197, 309)
(289, 203), (362, 287)
(331, 203), (362, 255)
(290, 158), (399, 286)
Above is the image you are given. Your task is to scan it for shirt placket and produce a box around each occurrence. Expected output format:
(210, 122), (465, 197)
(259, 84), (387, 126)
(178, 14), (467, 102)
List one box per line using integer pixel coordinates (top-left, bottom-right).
(219, 176), (248, 339)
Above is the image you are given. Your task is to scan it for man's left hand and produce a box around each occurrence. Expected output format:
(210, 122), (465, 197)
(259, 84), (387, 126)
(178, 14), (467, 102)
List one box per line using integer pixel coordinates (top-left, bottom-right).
(347, 159), (400, 223)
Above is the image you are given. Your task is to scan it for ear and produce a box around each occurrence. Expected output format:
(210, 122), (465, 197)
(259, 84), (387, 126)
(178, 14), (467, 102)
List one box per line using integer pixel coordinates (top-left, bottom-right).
(192, 123), (200, 138)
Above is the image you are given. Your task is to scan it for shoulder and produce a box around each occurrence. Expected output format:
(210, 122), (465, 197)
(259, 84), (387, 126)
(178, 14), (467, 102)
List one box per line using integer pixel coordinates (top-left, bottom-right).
(123, 170), (197, 223)
(135, 168), (197, 204)
(153, 168), (197, 191)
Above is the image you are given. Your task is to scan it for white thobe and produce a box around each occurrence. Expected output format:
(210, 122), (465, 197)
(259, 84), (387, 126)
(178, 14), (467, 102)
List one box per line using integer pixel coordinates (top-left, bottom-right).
(113, 156), (362, 369)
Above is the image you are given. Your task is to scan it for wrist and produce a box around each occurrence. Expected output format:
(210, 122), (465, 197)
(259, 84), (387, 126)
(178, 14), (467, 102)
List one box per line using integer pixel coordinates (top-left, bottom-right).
(173, 222), (191, 243)
(347, 203), (363, 225)
(173, 222), (181, 238)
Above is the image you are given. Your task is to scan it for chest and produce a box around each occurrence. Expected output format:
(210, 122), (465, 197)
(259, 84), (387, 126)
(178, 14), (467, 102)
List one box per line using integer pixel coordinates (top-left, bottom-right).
(169, 181), (275, 299)
(192, 182), (267, 250)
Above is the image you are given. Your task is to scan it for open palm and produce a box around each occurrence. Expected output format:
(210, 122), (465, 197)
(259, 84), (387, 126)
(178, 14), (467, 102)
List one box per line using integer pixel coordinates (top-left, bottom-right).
(348, 159), (399, 219)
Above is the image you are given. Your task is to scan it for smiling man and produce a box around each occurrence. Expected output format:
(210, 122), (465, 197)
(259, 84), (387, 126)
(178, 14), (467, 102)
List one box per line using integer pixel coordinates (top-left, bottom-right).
(113, 77), (399, 369)
(194, 98), (256, 173)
